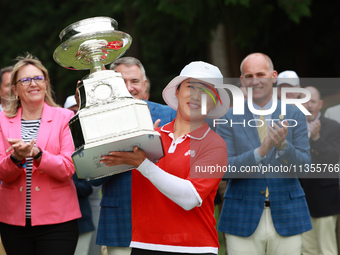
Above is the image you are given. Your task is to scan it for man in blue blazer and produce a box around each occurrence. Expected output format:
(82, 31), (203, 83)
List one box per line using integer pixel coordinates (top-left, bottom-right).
(216, 53), (312, 255)
(93, 57), (176, 255)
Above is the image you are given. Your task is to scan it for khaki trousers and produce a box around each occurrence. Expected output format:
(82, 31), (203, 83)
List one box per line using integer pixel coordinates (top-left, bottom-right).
(302, 215), (338, 255)
(107, 246), (132, 255)
(225, 207), (302, 255)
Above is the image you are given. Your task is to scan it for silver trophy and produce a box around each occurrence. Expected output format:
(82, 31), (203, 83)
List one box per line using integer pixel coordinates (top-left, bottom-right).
(54, 17), (163, 180)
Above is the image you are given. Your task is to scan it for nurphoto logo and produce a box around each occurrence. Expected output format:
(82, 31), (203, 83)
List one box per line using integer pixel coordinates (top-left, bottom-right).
(201, 85), (311, 116)
(200, 85), (312, 128)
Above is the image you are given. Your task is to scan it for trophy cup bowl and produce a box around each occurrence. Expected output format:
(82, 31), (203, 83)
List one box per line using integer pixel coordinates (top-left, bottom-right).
(54, 17), (164, 180)
(54, 16), (131, 72)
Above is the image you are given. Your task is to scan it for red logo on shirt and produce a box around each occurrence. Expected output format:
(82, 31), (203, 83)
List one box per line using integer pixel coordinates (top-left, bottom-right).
(185, 150), (195, 157)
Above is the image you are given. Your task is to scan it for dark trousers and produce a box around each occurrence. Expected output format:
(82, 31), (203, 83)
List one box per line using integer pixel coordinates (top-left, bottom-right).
(0, 219), (79, 255)
(131, 248), (216, 255)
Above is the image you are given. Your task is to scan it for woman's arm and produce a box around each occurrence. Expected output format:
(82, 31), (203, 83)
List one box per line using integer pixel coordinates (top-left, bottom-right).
(137, 158), (201, 210)
(100, 147), (201, 210)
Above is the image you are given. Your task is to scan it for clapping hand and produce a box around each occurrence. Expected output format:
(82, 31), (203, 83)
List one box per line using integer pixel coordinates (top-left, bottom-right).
(6, 138), (35, 160)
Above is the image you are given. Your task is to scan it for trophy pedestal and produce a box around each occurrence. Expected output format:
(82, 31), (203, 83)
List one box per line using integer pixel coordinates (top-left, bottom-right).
(72, 132), (163, 180)
(69, 99), (163, 180)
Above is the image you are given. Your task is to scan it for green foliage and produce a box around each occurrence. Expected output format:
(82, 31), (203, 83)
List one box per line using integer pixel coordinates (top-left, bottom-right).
(225, 0), (250, 7)
(1, 0), (330, 106)
(277, 0), (312, 23)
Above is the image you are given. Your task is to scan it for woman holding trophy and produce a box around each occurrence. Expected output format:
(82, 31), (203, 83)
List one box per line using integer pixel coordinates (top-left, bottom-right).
(100, 61), (230, 255)
(0, 54), (81, 255)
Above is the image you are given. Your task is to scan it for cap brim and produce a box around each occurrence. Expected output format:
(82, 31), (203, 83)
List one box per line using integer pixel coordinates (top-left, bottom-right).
(162, 76), (230, 119)
(277, 83), (299, 87)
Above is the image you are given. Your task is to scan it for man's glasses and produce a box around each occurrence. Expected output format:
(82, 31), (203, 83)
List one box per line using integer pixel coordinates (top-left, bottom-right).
(16, 76), (46, 86)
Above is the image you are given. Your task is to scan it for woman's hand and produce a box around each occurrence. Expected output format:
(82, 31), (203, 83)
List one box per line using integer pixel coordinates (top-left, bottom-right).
(6, 138), (35, 160)
(100, 146), (146, 168)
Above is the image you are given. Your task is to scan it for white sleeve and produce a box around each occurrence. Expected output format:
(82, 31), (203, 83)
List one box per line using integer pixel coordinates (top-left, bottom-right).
(136, 158), (202, 211)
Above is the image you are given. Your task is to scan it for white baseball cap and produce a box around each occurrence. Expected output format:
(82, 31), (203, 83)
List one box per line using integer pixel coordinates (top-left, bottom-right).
(64, 95), (77, 109)
(162, 61), (230, 119)
(277, 70), (300, 87)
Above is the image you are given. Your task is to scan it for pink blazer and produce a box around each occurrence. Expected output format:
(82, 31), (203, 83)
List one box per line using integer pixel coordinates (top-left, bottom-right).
(0, 103), (81, 226)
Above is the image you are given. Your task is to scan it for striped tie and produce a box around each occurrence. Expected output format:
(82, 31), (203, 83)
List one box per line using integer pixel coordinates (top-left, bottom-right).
(257, 110), (269, 198)
(257, 110), (268, 143)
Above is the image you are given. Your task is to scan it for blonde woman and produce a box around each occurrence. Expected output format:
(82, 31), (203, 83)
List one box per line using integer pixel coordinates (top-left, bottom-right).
(0, 54), (81, 255)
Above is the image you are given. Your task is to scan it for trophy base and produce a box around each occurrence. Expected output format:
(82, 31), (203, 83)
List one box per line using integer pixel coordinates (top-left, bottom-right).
(72, 130), (163, 180)
(68, 97), (164, 180)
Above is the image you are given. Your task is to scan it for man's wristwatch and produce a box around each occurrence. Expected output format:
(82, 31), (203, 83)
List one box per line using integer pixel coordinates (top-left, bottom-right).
(33, 147), (43, 160)
(278, 140), (288, 151)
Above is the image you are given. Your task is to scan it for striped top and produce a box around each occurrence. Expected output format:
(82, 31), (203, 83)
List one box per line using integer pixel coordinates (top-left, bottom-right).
(21, 119), (41, 219)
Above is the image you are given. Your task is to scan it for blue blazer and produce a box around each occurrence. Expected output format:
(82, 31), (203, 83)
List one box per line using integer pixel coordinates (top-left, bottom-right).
(94, 100), (176, 246)
(217, 100), (312, 237)
(145, 100), (177, 126)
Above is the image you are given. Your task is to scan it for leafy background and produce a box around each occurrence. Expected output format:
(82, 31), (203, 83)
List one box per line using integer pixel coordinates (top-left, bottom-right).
(1, 0), (339, 109)
(1, 1), (339, 254)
